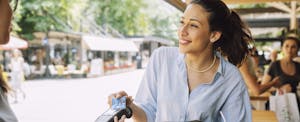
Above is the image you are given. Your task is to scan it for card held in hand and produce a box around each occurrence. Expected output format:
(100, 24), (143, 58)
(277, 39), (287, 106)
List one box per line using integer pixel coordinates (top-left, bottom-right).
(112, 96), (126, 110)
(95, 96), (132, 122)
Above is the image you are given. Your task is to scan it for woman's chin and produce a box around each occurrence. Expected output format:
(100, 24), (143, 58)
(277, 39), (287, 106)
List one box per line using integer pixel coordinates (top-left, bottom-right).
(179, 46), (188, 54)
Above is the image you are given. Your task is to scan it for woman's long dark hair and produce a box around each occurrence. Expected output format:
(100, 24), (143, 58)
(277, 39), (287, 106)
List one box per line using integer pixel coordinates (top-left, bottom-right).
(191, 0), (253, 66)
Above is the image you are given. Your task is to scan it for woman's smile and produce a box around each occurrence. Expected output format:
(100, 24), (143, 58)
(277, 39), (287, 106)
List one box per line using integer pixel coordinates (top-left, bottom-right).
(179, 39), (192, 45)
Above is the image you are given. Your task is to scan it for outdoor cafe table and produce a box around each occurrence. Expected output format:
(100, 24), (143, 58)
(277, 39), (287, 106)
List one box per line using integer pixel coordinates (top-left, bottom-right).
(252, 110), (278, 122)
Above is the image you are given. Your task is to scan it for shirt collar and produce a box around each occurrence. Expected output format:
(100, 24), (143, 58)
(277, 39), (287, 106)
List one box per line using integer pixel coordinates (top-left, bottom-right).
(216, 52), (225, 77)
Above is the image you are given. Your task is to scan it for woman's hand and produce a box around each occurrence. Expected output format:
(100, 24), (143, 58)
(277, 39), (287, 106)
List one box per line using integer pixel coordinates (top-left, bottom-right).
(108, 91), (134, 122)
(114, 115), (126, 122)
(272, 76), (281, 88)
(107, 90), (133, 107)
(277, 84), (292, 95)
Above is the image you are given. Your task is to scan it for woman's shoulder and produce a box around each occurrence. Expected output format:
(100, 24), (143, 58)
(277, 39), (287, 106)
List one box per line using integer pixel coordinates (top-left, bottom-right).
(220, 56), (243, 79)
(218, 55), (238, 71)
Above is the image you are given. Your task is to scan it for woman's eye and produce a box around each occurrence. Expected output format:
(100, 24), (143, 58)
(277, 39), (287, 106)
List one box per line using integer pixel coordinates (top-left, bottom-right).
(179, 20), (184, 25)
(190, 24), (199, 28)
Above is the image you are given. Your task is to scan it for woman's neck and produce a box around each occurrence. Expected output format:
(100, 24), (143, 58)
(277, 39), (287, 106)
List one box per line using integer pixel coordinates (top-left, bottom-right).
(281, 57), (295, 67)
(281, 57), (293, 63)
(185, 52), (215, 69)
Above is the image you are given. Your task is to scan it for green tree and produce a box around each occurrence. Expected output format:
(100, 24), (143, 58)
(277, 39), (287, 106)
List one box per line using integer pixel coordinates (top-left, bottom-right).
(88, 0), (149, 36)
(149, 14), (179, 44)
(14, 0), (179, 42)
(145, 1), (181, 44)
(16, 0), (87, 39)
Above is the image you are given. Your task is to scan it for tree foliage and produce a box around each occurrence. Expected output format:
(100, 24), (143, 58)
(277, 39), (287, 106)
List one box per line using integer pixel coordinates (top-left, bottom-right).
(13, 0), (179, 42)
(16, 0), (81, 39)
(89, 0), (149, 36)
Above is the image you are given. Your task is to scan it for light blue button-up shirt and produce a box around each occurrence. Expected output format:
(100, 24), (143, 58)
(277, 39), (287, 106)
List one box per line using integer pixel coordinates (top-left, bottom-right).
(134, 47), (252, 122)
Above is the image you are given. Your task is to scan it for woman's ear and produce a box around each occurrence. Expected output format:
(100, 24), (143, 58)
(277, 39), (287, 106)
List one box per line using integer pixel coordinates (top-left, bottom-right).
(209, 31), (222, 43)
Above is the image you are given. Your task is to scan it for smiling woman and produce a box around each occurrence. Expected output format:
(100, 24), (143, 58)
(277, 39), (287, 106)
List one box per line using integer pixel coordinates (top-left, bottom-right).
(107, 0), (254, 122)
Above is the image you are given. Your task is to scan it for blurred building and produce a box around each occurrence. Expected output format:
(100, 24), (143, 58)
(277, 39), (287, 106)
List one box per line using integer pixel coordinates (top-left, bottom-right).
(25, 31), (174, 78)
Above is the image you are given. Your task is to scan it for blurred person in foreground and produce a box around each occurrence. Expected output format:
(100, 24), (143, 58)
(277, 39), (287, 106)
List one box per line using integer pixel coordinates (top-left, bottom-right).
(107, 0), (253, 121)
(0, 0), (18, 121)
(0, 0), (13, 44)
(262, 36), (300, 111)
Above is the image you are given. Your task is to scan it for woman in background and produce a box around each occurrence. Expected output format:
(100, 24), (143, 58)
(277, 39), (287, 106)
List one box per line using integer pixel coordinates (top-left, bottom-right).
(9, 49), (26, 103)
(262, 36), (300, 111)
(239, 47), (280, 96)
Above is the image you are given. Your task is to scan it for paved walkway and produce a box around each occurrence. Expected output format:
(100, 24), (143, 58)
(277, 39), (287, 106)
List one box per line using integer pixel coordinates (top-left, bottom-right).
(10, 69), (145, 122)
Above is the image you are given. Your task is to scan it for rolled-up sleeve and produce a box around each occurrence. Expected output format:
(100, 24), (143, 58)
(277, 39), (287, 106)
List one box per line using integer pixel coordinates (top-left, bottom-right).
(134, 49), (160, 122)
(220, 79), (252, 122)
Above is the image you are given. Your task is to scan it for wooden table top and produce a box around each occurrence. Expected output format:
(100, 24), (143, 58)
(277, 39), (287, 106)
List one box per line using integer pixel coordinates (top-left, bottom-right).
(250, 95), (269, 101)
(252, 110), (278, 122)
(250, 92), (271, 101)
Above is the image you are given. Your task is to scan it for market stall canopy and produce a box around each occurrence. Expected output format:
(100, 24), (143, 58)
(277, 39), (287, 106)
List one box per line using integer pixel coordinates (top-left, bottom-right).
(0, 36), (28, 50)
(82, 35), (138, 52)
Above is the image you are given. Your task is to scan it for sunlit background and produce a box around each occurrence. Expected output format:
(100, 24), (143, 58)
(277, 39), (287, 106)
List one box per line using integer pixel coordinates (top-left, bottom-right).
(2, 0), (300, 122)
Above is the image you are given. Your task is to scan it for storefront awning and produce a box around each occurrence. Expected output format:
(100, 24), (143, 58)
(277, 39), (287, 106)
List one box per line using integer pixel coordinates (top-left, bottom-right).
(82, 35), (138, 52)
(0, 36), (28, 50)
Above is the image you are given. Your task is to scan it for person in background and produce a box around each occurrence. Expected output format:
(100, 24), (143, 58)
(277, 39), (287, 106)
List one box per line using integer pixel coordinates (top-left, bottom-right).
(9, 49), (26, 103)
(269, 50), (278, 63)
(108, 0), (253, 121)
(262, 36), (300, 111)
(0, 0), (18, 121)
(239, 47), (280, 96)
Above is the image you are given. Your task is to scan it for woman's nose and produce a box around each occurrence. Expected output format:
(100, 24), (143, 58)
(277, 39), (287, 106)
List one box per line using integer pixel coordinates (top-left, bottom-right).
(179, 25), (188, 37)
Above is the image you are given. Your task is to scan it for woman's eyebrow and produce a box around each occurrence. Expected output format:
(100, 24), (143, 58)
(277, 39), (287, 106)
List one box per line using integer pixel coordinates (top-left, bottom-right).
(190, 18), (202, 25)
(181, 17), (202, 25)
